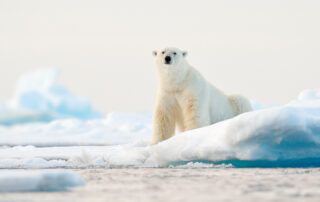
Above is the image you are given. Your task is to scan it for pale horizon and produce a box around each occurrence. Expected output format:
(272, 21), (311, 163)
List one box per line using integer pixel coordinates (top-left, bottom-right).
(1, 0), (320, 113)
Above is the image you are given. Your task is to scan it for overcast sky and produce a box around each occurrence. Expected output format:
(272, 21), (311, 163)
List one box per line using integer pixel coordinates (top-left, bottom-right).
(1, 0), (320, 113)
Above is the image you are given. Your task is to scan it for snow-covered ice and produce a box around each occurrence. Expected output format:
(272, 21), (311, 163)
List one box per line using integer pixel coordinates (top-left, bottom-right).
(0, 69), (320, 168)
(1, 92), (320, 168)
(0, 170), (84, 192)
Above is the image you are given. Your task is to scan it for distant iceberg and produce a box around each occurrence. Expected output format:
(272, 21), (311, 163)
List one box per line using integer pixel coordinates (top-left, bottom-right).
(0, 68), (101, 125)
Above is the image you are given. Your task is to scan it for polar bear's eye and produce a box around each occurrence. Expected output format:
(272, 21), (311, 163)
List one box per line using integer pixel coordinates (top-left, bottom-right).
(173, 52), (176, 55)
(162, 51), (165, 54)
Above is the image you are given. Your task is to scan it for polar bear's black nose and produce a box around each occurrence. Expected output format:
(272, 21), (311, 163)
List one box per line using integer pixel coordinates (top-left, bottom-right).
(165, 56), (171, 64)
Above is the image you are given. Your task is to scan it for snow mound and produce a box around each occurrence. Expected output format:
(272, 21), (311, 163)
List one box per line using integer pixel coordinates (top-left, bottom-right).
(0, 170), (84, 192)
(146, 102), (320, 167)
(0, 68), (101, 125)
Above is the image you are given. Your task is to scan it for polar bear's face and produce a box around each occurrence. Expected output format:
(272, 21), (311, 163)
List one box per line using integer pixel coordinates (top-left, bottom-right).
(152, 47), (187, 67)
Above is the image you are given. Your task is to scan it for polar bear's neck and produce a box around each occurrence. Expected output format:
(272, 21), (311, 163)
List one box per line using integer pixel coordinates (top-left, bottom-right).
(157, 61), (193, 92)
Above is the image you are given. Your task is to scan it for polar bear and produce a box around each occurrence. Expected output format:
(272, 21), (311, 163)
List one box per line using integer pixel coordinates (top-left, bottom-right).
(151, 47), (252, 145)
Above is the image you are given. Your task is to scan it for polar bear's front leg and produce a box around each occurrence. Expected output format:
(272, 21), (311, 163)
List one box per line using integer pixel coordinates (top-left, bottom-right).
(151, 98), (176, 145)
(181, 97), (199, 131)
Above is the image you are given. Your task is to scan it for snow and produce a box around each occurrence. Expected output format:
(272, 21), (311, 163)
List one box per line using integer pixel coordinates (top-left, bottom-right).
(1, 69), (320, 168)
(0, 170), (84, 192)
(0, 68), (101, 126)
(148, 102), (320, 167)
(1, 95), (320, 168)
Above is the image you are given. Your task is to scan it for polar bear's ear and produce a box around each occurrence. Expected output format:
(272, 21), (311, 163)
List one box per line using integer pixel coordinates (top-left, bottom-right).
(152, 51), (157, 57)
(182, 51), (187, 57)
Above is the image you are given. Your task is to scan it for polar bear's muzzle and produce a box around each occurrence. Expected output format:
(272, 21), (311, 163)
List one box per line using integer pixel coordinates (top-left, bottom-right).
(165, 56), (172, 64)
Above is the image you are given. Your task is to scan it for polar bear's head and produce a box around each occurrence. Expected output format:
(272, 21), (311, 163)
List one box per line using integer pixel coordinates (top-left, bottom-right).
(152, 47), (187, 67)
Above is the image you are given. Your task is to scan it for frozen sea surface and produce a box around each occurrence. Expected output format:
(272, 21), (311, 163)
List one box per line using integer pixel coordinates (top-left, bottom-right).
(1, 168), (320, 202)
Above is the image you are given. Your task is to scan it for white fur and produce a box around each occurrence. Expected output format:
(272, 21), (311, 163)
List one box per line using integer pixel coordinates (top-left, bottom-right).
(151, 47), (252, 145)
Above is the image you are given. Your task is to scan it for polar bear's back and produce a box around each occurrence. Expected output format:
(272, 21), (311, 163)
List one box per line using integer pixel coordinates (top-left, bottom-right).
(206, 85), (236, 123)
